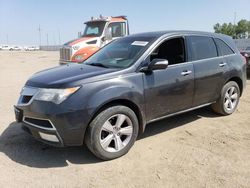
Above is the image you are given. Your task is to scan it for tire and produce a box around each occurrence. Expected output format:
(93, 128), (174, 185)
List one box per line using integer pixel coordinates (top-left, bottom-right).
(211, 81), (240, 115)
(85, 105), (139, 160)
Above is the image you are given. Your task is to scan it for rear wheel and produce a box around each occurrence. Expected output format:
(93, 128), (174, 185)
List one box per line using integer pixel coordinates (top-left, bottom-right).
(85, 105), (139, 160)
(212, 81), (240, 115)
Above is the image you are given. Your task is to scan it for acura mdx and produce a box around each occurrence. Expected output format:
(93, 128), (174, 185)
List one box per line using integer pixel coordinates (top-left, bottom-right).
(14, 31), (247, 160)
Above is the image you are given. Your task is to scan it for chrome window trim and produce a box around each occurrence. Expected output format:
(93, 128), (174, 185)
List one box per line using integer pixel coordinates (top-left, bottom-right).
(136, 33), (238, 71)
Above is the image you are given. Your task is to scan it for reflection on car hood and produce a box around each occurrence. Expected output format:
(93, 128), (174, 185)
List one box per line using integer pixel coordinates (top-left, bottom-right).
(26, 64), (118, 88)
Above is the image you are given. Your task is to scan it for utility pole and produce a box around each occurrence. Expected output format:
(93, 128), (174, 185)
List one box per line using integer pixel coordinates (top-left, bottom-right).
(6, 34), (9, 44)
(233, 12), (237, 39)
(38, 25), (42, 46)
(46, 33), (49, 46)
(53, 33), (56, 45)
(58, 29), (61, 45)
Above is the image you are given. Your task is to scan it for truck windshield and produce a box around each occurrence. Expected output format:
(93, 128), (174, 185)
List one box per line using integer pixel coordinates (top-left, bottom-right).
(82, 21), (106, 37)
(84, 36), (157, 69)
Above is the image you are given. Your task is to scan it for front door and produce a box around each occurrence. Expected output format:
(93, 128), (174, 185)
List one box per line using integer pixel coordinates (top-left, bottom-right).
(143, 37), (194, 121)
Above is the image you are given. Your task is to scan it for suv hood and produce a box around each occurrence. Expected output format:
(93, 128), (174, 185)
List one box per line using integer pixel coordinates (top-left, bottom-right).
(26, 64), (118, 88)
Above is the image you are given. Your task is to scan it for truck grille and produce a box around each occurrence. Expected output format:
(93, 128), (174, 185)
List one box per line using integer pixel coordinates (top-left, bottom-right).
(60, 47), (72, 61)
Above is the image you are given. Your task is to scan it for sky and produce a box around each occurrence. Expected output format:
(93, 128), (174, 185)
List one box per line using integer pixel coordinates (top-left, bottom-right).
(0, 0), (249, 45)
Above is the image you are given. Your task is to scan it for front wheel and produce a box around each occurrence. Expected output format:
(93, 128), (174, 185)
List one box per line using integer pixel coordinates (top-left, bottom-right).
(85, 105), (139, 160)
(212, 81), (240, 115)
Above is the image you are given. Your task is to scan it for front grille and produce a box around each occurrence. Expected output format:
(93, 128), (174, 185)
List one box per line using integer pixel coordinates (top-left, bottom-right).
(24, 117), (54, 129)
(60, 47), (72, 61)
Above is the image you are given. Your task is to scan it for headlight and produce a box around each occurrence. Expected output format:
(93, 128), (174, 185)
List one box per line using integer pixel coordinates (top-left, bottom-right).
(34, 87), (80, 104)
(74, 53), (88, 61)
(74, 55), (84, 61)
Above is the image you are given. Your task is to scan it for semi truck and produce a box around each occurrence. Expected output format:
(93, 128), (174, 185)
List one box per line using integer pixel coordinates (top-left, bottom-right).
(59, 15), (129, 65)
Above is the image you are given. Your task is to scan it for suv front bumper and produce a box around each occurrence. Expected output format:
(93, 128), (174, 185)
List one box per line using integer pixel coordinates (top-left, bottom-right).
(14, 95), (90, 147)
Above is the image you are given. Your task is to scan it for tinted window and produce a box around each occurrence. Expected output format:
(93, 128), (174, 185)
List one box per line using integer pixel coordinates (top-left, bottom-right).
(188, 36), (217, 61)
(214, 38), (234, 56)
(150, 38), (186, 65)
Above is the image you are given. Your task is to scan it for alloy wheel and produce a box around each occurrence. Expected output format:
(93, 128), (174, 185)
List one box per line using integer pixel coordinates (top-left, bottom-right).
(99, 114), (133, 153)
(224, 86), (238, 111)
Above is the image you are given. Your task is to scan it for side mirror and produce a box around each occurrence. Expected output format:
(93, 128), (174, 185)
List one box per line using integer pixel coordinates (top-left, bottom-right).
(140, 59), (168, 72)
(104, 27), (112, 41)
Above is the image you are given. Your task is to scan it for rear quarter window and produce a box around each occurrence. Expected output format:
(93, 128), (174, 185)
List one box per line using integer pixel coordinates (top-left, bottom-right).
(214, 38), (235, 56)
(187, 36), (217, 61)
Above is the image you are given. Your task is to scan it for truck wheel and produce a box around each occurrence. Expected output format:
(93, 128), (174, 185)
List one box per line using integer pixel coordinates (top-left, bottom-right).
(85, 105), (139, 160)
(211, 81), (240, 115)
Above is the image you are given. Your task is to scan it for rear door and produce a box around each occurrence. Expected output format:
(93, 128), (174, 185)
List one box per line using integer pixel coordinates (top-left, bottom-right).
(186, 36), (229, 106)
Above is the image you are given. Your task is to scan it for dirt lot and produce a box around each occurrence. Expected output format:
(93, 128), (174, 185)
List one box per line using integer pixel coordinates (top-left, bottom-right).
(0, 51), (250, 188)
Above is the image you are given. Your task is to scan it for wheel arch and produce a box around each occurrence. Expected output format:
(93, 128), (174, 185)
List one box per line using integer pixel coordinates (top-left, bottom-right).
(226, 76), (243, 96)
(87, 99), (146, 136)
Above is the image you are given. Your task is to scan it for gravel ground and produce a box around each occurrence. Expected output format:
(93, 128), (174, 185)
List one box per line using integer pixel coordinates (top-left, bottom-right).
(0, 51), (250, 188)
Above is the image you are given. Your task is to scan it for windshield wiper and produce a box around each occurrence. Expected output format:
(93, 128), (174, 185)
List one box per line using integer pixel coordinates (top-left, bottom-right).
(88, 63), (109, 68)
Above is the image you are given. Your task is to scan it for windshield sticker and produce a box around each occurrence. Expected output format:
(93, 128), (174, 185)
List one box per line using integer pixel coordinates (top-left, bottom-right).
(131, 41), (149, 46)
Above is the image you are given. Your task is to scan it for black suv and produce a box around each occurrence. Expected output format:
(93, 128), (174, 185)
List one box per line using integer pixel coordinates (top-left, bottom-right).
(15, 31), (247, 160)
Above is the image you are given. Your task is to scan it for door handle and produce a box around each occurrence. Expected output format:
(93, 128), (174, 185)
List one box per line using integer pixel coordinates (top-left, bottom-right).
(181, 70), (192, 76)
(219, 62), (227, 67)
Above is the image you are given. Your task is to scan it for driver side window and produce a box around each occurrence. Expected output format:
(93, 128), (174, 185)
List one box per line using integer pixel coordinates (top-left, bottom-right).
(150, 37), (186, 65)
(108, 22), (126, 38)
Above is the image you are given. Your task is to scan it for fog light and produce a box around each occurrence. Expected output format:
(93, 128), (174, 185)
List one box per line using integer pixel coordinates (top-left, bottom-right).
(39, 132), (59, 142)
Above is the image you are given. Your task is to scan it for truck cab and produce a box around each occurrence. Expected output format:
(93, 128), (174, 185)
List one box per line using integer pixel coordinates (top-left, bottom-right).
(59, 15), (129, 65)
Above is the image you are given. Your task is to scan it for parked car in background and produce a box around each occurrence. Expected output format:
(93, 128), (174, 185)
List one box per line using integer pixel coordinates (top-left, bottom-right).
(1, 45), (11, 50)
(14, 31), (247, 160)
(24, 46), (39, 51)
(10, 46), (22, 51)
(240, 46), (250, 73)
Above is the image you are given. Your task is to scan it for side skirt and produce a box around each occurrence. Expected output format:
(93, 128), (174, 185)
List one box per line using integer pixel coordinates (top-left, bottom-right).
(148, 102), (214, 124)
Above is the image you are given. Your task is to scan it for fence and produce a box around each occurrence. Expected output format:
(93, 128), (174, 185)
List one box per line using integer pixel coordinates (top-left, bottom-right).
(39, 45), (62, 51)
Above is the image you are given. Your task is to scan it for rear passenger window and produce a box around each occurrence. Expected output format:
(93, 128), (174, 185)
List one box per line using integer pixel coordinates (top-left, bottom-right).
(214, 38), (234, 56)
(188, 36), (217, 61)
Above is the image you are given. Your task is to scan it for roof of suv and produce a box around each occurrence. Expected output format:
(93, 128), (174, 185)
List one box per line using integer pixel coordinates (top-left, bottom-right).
(129, 30), (237, 52)
(130, 30), (228, 38)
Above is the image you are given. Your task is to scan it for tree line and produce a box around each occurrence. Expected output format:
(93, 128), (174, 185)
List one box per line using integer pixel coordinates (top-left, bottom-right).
(214, 19), (250, 39)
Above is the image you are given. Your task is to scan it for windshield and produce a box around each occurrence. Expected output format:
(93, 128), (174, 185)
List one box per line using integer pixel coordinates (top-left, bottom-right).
(82, 21), (106, 37)
(84, 36), (157, 69)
